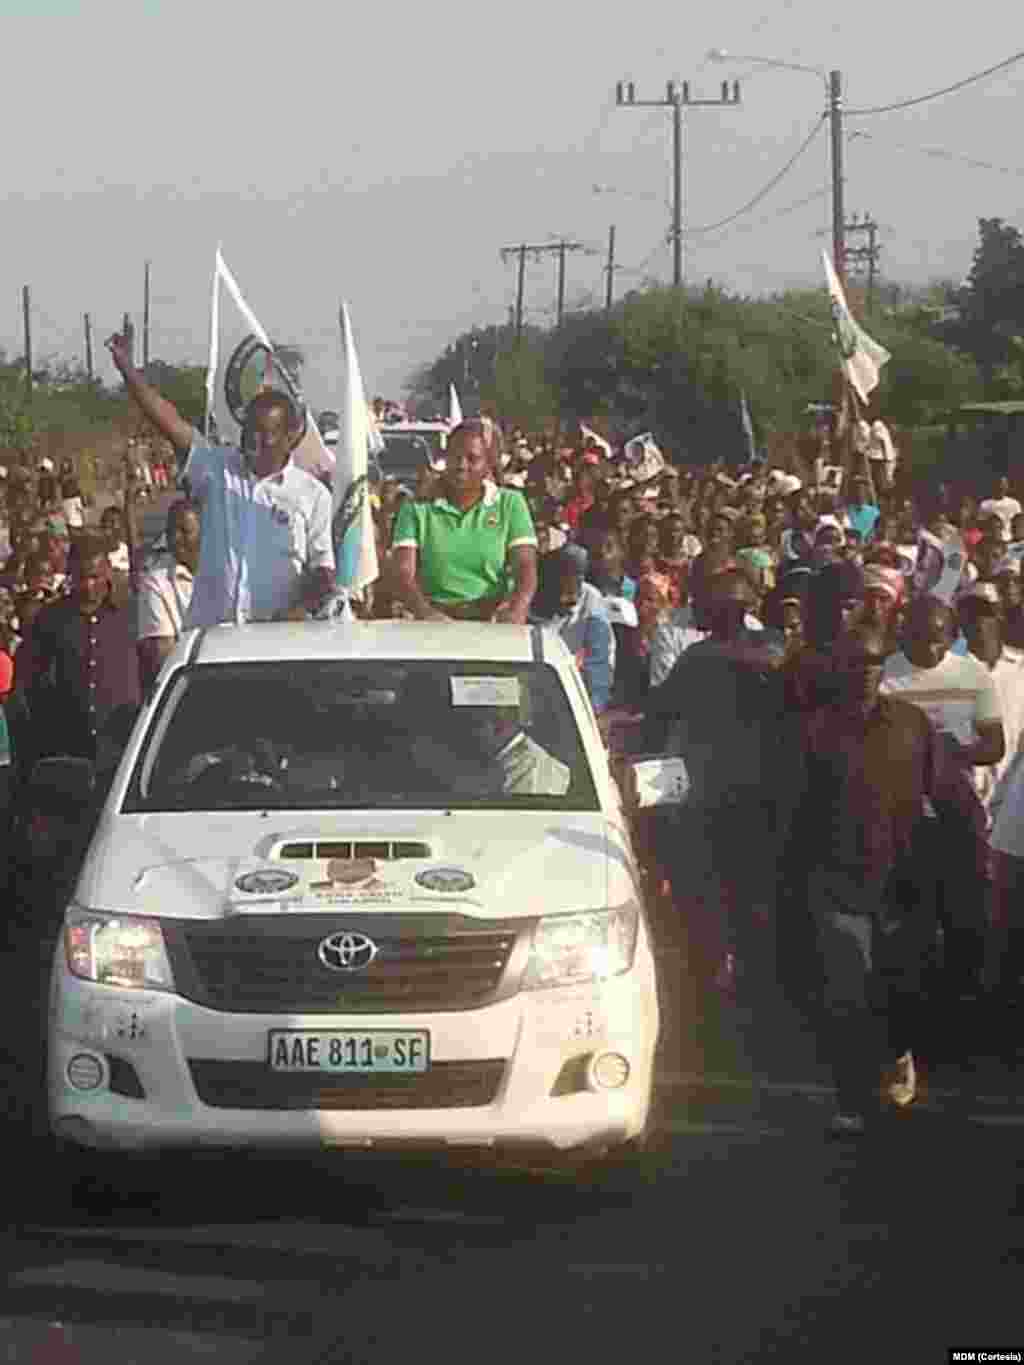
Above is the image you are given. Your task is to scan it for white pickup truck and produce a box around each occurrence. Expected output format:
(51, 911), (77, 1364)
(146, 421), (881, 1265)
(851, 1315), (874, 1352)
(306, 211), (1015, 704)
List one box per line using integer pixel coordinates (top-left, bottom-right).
(46, 621), (670, 1166)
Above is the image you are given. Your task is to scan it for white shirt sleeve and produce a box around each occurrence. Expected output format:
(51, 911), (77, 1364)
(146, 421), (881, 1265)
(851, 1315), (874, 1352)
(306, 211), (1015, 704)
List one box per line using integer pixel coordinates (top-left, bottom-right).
(136, 571), (176, 641)
(304, 482), (335, 572)
(975, 665), (1004, 728)
(649, 622), (683, 688)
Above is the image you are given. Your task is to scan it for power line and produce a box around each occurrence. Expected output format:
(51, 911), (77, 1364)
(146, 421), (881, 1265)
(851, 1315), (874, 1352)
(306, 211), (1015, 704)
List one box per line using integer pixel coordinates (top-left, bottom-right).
(698, 185), (831, 249)
(849, 128), (1024, 177)
(622, 234), (671, 281)
(846, 48), (1024, 116)
(683, 115), (826, 236)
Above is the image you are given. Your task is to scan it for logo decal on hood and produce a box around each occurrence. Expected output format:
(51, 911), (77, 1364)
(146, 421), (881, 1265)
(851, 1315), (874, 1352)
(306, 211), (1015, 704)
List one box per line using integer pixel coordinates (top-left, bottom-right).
(235, 869), (301, 896)
(414, 867), (475, 894)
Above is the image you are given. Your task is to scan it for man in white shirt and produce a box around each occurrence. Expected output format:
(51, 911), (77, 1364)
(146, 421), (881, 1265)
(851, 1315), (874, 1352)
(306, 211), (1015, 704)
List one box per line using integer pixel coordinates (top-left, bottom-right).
(106, 330), (335, 627)
(867, 418), (898, 491)
(978, 475), (1022, 544)
(881, 596), (1005, 764)
(957, 584), (1024, 818)
(881, 594), (1005, 997)
(136, 500), (201, 692)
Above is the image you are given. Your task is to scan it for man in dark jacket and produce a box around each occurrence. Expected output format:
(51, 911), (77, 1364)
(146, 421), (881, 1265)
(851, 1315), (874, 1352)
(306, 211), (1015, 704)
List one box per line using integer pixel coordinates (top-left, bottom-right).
(14, 535), (139, 765)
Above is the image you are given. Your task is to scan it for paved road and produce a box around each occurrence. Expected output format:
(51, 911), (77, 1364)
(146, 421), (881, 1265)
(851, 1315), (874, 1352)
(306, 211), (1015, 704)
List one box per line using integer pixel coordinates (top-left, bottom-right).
(2, 882), (1022, 1364)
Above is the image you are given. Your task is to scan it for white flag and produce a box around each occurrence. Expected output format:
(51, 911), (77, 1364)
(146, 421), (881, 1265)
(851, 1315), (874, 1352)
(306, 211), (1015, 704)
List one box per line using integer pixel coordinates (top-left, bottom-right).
(822, 251), (890, 405)
(333, 303), (380, 595)
(623, 432), (666, 483)
(448, 382), (463, 428)
(206, 246), (332, 476)
(579, 423), (612, 461)
(214, 247), (272, 348)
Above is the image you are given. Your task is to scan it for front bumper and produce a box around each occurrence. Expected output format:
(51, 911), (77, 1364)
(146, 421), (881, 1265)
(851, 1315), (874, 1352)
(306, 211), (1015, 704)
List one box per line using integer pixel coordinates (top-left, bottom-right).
(47, 936), (659, 1154)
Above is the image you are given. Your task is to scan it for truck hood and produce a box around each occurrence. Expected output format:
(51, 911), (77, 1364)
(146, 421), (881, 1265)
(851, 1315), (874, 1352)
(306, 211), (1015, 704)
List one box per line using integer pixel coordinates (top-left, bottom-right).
(75, 810), (637, 922)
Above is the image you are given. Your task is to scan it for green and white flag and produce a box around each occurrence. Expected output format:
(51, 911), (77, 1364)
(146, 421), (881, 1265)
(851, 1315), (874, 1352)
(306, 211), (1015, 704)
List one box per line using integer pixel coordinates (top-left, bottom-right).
(822, 251), (890, 405)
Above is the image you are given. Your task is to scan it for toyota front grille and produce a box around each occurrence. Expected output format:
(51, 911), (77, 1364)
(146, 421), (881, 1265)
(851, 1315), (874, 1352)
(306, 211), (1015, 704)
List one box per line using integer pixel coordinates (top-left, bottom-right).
(164, 914), (527, 1015)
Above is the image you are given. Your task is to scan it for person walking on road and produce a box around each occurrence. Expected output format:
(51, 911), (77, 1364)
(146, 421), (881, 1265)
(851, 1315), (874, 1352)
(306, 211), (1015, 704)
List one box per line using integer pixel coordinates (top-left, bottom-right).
(13, 535), (139, 766)
(106, 329), (335, 626)
(880, 595), (1004, 999)
(644, 569), (793, 993)
(781, 622), (981, 1134)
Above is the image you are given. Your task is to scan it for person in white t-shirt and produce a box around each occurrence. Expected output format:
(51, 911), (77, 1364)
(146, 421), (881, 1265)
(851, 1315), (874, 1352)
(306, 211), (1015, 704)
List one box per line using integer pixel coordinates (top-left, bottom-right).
(881, 594), (1005, 996)
(881, 595), (1004, 766)
(958, 584), (1024, 823)
(867, 418), (898, 491)
(136, 500), (200, 693)
(978, 475), (1022, 544)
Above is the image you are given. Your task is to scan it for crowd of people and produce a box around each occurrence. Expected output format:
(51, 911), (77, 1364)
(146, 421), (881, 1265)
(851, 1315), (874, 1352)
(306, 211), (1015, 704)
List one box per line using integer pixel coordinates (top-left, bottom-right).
(3, 326), (1024, 1136)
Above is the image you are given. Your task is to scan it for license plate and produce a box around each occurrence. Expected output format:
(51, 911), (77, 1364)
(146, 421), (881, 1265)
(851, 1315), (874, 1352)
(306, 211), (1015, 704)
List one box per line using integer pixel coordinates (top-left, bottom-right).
(268, 1030), (430, 1074)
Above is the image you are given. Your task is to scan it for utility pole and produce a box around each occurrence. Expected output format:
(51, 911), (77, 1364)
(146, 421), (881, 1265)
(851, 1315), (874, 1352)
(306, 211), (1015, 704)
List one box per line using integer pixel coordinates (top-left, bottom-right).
(605, 225), (617, 312)
(143, 260), (151, 370)
(515, 244), (526, 340)
(845, 213), (881, 310)
(829, 70), (846, 288)
(84, 313), (93, 381)
(615, 77), (742, 288)
(557, 241), (569, 326)
(500, 239), (587, 337)
(122, 312), (135, 367)
(22, 285), (32, 400)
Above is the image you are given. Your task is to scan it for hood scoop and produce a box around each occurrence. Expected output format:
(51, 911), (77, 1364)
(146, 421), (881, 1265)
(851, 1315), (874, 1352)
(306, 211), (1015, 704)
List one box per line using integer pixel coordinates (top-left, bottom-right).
(273, 840), (433, 861)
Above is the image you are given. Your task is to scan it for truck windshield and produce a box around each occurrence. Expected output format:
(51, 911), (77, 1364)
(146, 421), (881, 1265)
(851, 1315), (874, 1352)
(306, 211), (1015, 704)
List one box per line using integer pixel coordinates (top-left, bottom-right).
(125, 659), (599, 814)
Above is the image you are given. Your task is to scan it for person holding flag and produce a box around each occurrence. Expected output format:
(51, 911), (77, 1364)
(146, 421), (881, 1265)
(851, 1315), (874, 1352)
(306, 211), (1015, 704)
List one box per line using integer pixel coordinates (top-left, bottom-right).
(106, 330), (335, 628)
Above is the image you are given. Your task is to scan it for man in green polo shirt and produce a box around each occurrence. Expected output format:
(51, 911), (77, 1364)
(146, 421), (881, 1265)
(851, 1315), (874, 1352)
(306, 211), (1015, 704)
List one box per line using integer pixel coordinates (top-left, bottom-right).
(390, 421), (538, 623)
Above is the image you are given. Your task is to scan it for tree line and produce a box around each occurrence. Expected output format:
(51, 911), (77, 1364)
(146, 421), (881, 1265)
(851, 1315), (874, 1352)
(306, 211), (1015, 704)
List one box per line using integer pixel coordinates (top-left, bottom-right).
(407, 217), (1024, 460)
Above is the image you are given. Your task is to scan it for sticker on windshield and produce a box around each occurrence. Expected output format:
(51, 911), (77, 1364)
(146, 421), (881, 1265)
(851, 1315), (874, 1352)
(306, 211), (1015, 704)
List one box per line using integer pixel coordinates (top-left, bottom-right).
(450, 676), (521, 708)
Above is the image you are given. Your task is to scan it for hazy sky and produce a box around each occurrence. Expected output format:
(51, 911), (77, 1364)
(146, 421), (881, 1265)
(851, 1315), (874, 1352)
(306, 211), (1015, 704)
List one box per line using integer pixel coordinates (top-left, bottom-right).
(3, 0), (1022, 410)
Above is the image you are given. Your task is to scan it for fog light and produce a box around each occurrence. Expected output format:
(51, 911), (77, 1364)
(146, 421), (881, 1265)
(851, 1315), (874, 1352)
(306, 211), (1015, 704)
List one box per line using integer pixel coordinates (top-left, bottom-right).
(67, 1053), (105, 1092)
(588, 1052), (630, 1091)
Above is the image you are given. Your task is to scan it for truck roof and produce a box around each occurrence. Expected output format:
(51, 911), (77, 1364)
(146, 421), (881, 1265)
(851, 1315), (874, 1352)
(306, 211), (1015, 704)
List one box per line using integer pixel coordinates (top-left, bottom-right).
(186, 621), (561, 667)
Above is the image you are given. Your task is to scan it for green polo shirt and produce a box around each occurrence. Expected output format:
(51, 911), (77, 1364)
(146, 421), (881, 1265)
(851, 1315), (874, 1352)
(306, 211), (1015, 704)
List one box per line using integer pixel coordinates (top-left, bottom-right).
(391, 482), (537, 605)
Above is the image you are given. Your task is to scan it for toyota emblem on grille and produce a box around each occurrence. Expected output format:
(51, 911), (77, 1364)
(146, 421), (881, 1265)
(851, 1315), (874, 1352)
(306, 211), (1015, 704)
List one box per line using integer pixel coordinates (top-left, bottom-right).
(317, 931), (379, 972)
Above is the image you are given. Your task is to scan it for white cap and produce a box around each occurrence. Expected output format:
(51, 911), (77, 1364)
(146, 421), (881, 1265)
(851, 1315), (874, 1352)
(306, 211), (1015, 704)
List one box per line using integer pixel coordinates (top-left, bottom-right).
(604, 597), (639, 628)
(39, 458), (55, 473)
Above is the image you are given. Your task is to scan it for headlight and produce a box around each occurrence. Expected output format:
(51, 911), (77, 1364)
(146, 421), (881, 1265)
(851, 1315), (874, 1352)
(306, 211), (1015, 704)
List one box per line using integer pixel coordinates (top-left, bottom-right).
(522, 905), (639, 991)
(65, 909), (175, 992)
